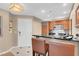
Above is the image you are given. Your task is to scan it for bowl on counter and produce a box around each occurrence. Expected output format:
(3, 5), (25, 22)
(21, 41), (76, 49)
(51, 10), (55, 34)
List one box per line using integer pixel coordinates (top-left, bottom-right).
(64, 35), (73, 40)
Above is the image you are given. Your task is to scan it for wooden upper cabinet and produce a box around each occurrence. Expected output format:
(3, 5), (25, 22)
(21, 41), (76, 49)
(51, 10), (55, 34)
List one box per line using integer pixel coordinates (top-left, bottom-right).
(49, 20), (71, 30)
(49, 21), (55, 30)
(61, 20), (69, 30)
(42, 19), (71, 35)
(76, 6), (79, 26)
(42, 22), (49, 35)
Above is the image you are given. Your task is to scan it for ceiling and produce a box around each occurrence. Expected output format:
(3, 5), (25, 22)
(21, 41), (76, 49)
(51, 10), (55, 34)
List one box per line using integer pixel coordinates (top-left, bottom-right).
(0, 3), (73, 21)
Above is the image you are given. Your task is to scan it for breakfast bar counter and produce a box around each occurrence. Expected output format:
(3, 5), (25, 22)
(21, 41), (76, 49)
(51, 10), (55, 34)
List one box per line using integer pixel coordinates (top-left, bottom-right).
(32, 35), (79, 56)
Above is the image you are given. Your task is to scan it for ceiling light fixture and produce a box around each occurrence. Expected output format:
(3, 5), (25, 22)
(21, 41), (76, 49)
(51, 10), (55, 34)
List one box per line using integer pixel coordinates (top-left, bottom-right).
(9, 3), (24, 13)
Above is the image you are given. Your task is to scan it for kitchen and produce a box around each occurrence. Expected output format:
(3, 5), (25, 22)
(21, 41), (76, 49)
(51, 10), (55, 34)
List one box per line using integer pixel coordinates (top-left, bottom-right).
(32, 3), (79, 56)
(0, 3), (79, 56)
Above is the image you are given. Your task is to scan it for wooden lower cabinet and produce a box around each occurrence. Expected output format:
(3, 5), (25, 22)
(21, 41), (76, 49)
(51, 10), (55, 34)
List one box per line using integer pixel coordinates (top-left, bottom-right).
(48, 42), (75, 56)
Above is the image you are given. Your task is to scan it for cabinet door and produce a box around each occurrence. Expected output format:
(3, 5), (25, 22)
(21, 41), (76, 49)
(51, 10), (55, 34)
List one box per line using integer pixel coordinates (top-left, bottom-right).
(42, 22), (49, 35)
(49, 20), (70, 30)
(55, 20), (69, 30)
(69, 20), (72, 31)
(48, 42), (74, 56)
(65, 20), (72, 30)
(76, 6), (79, 25)
(63, 20), (69, 30)
(49, 21), (55, 30)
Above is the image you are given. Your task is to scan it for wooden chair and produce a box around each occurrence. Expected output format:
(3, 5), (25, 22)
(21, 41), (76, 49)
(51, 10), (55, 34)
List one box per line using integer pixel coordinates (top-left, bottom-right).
(32, 38), (48, 56)
(48, 42), (75, 56)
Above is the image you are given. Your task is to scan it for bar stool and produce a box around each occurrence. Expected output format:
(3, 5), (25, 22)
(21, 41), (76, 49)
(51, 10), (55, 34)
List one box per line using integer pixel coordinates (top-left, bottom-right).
(48, 42), (74, 56)
(32, 38), (48, 56)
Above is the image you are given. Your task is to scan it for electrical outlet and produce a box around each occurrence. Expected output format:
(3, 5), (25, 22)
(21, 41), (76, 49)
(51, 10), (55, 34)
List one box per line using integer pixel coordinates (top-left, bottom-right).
(17, 52), (19, 54)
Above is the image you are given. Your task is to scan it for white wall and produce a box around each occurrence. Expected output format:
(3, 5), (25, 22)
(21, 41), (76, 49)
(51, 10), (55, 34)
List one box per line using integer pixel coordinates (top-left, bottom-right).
(32, 17), (42, 35)
(9, 14), (17, 46)
(0, 9), (42, 53)
(0, 9), (13, 52)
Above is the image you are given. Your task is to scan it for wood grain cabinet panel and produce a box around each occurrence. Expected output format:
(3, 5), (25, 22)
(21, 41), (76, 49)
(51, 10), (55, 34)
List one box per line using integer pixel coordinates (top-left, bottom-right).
(62, 20), (69, 30)
(76, 6), (79, 25)
(42, 22), (49, 35)
(48, 21), (55, 30)
(42, 19), (71, 35)
(48, 42), (75, 56)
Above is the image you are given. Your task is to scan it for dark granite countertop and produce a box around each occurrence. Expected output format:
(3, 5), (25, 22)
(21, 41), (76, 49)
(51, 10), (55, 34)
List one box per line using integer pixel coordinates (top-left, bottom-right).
(32, 35), (79, 42)
(32, 35), (52, 38)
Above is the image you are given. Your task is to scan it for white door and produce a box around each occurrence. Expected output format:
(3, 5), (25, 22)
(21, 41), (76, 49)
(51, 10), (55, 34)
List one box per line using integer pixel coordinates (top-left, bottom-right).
(17, 18), (32, 47)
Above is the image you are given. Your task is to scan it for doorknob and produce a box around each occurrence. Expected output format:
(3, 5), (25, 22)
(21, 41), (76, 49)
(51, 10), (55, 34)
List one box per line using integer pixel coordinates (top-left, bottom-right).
(19, 31), (21, 35)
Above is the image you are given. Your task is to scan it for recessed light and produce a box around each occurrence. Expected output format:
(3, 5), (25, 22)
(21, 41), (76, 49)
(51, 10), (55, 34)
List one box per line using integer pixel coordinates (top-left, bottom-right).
(63, 3), (68, 7)
(63, 11), (67, 14)
(41, 10), (46, 13)
(47, 15), (50, 17)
